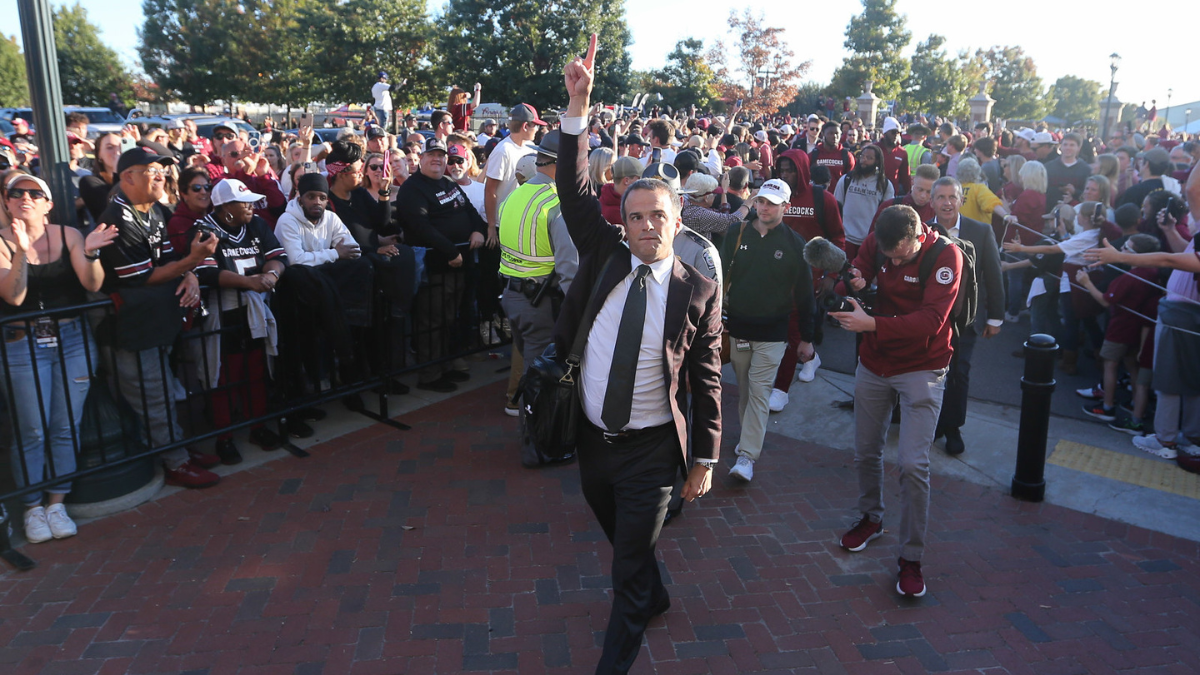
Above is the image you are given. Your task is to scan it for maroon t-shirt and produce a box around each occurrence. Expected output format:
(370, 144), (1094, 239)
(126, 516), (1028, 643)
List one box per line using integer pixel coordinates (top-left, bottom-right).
(809, 145), (854, 187)
(1104, 267), (1162, 346)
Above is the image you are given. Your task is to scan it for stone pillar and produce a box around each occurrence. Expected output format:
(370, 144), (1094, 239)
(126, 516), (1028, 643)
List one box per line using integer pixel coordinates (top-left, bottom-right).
(969, 83), (995, 124)
(1100, 84), (1122, 140)
(857, 81), (880, 129)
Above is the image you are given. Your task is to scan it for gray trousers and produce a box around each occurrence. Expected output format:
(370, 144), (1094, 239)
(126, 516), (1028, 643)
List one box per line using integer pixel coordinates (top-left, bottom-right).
(114, 346), (189, 470)
(853, 363), (947, 562)
(500, 285), (558, 467)
(729, 339), (787, 462)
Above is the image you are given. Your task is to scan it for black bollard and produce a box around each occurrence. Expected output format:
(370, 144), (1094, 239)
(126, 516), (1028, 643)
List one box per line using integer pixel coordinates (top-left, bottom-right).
(1012, 333), (1058, 502)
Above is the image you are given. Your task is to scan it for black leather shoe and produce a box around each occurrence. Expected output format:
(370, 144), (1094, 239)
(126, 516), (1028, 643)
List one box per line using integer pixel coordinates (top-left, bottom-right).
(650, 593), (671, 618)
(285, 417), (314, 439)
(417, 378), (457, 393)
(298, 407), (327, 421)
(944, 427), (965, 456)
(934, 427), (945, 441)
(442, 370), (470, 383)
(249, 427), (284, 451)
(216, 438), (243, 465)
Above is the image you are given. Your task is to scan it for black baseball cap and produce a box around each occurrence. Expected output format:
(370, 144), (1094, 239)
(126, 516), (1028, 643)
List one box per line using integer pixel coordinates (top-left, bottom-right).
(422, 138), (448, 155)
(366, 126), (387, 140)
(116, 146), (177, 175)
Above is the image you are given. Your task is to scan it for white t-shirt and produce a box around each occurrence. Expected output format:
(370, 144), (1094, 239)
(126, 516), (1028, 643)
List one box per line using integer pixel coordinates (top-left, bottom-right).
(484, 136), (534, 222)
(1057, 228), (1102, 292)
(458, 179), (487, 222)
(371, 82), (392, 111)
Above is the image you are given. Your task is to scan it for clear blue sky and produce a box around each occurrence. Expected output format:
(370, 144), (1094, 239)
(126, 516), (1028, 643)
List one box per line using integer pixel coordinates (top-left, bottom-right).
(4, 0), (1197, 122)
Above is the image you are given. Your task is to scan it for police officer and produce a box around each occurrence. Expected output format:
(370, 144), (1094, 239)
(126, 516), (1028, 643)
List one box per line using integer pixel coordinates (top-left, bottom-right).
(498, 130), (580, 467)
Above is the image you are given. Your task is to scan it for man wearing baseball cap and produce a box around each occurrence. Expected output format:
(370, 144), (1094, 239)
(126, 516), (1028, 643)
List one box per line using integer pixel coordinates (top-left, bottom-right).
(371, 71), (393, 133)
(97, 146), (223, 488)
(476, 119), (499, 146)
(1031, 131), (1059, 163)
(719, 178), (816, 483)
(878, 116), (911, 195)
(483, 104), (544, 251)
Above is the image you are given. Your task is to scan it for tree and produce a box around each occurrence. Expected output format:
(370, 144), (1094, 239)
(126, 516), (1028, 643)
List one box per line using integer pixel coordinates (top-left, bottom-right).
(828, 0), (910, 103)
(653, 39), (719, 110)
(711, 10), (809, 117)
(0, 35), (29, 108)
(437, 0), (631, 112)
(140, 0), (257, 105)
(1048, 75), (1102, 125)
(973, 46), (1048, 120)
(55, 3), (135, 106)
(785, 81), (828, 117)
(904, 34), (968, 118)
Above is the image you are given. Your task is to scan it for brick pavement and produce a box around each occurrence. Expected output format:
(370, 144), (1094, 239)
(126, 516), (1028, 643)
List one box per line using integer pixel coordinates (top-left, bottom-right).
(1, 381), (1198, 675)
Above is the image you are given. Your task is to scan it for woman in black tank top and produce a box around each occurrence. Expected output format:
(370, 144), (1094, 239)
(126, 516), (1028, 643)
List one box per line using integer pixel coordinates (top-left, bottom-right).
(0, 173), (118, 544)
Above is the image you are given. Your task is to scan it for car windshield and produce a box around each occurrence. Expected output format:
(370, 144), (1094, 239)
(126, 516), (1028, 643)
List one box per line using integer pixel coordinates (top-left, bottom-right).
(79, 110), (125, 124)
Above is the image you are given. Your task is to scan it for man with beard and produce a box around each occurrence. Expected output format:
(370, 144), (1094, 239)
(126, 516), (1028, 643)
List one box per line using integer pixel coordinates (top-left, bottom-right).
(835, 144), (895, 261)
(878, 117), (912, 196)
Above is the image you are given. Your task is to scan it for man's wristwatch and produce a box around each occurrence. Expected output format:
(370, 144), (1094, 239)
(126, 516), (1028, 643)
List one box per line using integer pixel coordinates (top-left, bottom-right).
(694, 459), (718, 470)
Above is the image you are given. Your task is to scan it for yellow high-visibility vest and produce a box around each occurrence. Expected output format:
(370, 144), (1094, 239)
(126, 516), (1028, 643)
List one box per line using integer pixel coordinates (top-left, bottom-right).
(498, 181), (560, 278)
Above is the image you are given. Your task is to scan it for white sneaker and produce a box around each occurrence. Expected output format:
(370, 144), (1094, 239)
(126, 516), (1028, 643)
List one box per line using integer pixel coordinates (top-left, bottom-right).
(504, 404), (520, 417)
(45, 503), (77, 539)
(479, 320), (493, 345)
(23, 506), (52, 544)
(796, 352), (821, 383)
(1132, 435), (1178, 459)
(729, 456), (754, 482)
(768, 388), (788, 412)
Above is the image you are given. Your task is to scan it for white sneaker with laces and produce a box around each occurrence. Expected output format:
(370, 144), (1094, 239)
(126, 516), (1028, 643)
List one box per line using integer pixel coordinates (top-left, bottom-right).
(768, 388), (788, 412)
(1132, 435), (1178, 459)
(45, 503), (77, 539)
(23, 506), (52, 544)
(504, 405), (520, 417)
(796, 352), (822, 383)
(729, 456), (754, 482)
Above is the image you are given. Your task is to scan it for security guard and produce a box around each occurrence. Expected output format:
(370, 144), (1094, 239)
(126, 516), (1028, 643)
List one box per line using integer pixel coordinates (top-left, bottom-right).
(498, 130), (579, 467)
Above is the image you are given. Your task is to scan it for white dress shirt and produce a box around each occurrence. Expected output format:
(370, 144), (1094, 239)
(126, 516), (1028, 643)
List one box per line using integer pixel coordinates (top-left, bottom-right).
(940, 214), (1003, 328)
(581, 252), (675, 431)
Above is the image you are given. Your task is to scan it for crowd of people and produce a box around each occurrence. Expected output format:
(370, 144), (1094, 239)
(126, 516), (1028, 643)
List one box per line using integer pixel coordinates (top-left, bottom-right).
(3, 44), (1199, 672)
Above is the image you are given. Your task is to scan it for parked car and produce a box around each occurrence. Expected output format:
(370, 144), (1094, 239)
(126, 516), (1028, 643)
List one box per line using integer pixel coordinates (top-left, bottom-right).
(63, 106), (127, 138)
(281, 127), (360, 144)
(129, 114), (262, 150)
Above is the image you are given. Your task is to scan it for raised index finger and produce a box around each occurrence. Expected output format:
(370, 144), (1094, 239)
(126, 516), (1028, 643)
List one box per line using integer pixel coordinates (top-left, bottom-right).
(583, 33), (597, 70)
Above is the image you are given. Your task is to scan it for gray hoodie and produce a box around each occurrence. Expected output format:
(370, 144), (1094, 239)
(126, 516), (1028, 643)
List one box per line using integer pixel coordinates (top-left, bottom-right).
(274, 198), (356, 266)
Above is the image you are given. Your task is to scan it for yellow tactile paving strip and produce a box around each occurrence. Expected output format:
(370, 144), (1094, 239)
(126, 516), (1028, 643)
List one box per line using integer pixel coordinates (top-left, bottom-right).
(1048, 440), (1200, 500)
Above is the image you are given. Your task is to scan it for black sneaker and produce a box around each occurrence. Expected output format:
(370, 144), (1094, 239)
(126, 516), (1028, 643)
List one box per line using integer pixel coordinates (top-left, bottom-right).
(442, 370), (470, 383)
(343, 393), (366, 412)
(285, 417), (314, 438)
(417, 378), (457, 393)
(216, 438), (243, 465)
(249, 427), (284, 451)
(1082, 404), (1116, 422)
(298, 407), (327, 421)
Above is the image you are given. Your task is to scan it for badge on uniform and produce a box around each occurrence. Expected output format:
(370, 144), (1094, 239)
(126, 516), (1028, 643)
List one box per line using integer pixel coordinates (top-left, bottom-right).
(735, 339), (751, 352)
(774, 250), (783, 259)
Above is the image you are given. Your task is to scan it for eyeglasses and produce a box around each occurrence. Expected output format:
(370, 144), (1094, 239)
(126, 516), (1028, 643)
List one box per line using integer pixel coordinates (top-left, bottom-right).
(447, 157), (466, 166)
(367, 164), (385, 171)
(133, 167), (168, 178)
(213, 132), (236, 141)
(188, 184), (213, 193)
(6, 187), (47, 201)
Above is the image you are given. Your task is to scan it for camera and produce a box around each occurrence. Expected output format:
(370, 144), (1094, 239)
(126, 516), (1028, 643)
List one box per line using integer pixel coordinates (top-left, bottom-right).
(819, 288), (874, 315)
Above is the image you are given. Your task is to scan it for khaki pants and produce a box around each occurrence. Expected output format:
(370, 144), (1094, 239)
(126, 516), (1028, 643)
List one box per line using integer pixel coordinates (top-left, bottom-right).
(729, 339), (787, 462)
(853, 363), (947, 562)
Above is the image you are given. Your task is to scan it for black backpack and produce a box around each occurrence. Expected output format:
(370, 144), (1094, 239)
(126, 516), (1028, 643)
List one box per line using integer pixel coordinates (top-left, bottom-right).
(877, 228), (978, 336)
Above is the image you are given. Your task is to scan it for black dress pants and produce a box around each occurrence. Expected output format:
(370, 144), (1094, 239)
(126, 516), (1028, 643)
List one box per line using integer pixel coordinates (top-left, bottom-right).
(937, 328), (977, 432)
(578, 421), (680, 675)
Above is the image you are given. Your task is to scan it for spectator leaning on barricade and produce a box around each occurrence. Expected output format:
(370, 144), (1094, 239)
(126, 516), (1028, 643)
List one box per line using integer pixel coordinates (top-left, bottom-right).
(0, 173), (117, 543)
(190, 179), (288, 465)
(97, 147), (223, 489)
(395, 139), (486, 392)
(830, 204), (964, 598)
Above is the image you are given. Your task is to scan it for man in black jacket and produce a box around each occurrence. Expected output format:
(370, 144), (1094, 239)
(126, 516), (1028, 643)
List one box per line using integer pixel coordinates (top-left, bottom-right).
(929, 177), (1005, 454)
(558, 36), (721, 675)
(394, 139), (485, 391)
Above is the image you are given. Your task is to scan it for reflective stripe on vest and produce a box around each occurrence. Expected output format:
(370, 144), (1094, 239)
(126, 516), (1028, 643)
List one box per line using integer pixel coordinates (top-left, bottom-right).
(498, 182), (560, 278)
(904, 143), (925, 175)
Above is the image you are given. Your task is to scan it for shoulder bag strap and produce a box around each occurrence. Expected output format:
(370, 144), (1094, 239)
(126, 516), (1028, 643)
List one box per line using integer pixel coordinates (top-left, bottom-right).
(722, 220), (750, 302)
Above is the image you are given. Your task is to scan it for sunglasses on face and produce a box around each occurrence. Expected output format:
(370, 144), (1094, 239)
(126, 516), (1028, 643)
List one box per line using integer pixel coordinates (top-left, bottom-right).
(214, 132), (236, 141)
(368, 164), (385, 171)
(447, 157), (465, 166)
(188, 183), (213, 193)
(6, 187), (47, 201)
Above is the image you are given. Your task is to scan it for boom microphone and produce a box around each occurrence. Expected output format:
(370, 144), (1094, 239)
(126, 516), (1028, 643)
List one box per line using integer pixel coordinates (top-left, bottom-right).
(804, 236), (849, 274)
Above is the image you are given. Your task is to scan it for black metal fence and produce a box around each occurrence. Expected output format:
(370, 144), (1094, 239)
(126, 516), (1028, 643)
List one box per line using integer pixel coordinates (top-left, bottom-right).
(0, 259), (507, 571)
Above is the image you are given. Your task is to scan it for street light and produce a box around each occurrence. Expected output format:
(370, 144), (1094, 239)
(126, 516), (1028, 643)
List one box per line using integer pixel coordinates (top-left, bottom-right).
(751, 54), (784, 108)
(1165, 88), (1173, 126)
(1102, 52), (1120, 140)
(1187, 109), (1193, 135)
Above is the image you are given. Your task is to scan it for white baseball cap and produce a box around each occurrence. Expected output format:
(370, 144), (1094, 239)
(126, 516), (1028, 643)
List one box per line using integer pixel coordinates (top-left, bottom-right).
(1032, 131), (1058, 146)
(1013, 127), (1036, 143)
(211, 178), (265, 206)
(780, 124), (794, 135)
(754, 130), (768, 142)
(756, 179), (792, 205)
(881, 117), (901, 134)
(5, 173), (52, 200)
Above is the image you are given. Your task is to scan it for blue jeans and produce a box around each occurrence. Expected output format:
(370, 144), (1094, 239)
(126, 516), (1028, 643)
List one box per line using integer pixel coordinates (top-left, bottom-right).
(374, 107), (390, 131)
(1005, 257), (1029, 316)
(1, 319), (93, 505)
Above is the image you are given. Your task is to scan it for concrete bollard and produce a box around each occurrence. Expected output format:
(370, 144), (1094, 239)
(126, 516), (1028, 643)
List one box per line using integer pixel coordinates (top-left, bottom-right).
(1012, 333), (1058, 502)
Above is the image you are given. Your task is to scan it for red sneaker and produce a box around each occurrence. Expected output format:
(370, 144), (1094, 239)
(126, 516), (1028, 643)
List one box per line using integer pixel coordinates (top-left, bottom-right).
(165, 461), (221, 489)
(839, 515), (883, 551)
(897, 558), (926, 597)
(187, 447), (221, 469)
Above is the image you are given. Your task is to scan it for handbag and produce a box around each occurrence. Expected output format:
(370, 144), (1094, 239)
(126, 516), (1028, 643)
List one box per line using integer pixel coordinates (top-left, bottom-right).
(516, 250), (619, 462)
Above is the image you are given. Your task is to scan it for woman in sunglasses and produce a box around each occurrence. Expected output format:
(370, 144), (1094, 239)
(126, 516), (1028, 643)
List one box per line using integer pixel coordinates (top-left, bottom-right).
(167, 166), (214, 255)
(0, 173), (118, 544)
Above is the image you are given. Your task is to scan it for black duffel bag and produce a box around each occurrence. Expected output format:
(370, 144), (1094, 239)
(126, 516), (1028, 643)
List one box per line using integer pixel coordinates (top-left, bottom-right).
(515, 251), (618, 462)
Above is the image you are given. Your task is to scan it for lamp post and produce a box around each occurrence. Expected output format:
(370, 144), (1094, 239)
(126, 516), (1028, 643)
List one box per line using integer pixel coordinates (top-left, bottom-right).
(751, 54), (783, 111)
(1165, 88), (1173, 126)
(1102, 53), (1120, 140)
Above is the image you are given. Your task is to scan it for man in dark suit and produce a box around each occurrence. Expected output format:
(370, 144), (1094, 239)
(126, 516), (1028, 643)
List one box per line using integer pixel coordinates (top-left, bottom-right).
(557, 36), (723, 675)
(930, 177), (1005, 455)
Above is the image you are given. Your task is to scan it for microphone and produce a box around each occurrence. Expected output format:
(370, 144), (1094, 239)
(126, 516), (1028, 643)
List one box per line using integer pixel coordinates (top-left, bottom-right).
(803, 236), (849, 274)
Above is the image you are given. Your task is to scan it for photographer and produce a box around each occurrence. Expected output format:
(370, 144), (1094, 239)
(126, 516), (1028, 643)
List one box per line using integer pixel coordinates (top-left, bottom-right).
(829, 204), (962, 598)
(720, 179), (815, 482)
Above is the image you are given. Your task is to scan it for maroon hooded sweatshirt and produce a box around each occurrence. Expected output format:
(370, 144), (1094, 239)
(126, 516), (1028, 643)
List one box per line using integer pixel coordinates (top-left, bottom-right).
(777, 148), (845, 250)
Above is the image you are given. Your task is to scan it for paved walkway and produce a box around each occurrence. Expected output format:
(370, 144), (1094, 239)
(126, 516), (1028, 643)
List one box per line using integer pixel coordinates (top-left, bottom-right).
(2, 381), (1199, 675)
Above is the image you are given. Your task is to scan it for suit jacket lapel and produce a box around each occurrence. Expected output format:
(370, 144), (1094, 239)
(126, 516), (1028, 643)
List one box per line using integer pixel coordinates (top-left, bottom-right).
(581, 248), (632, 331)
(664, 259), (692, 348)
